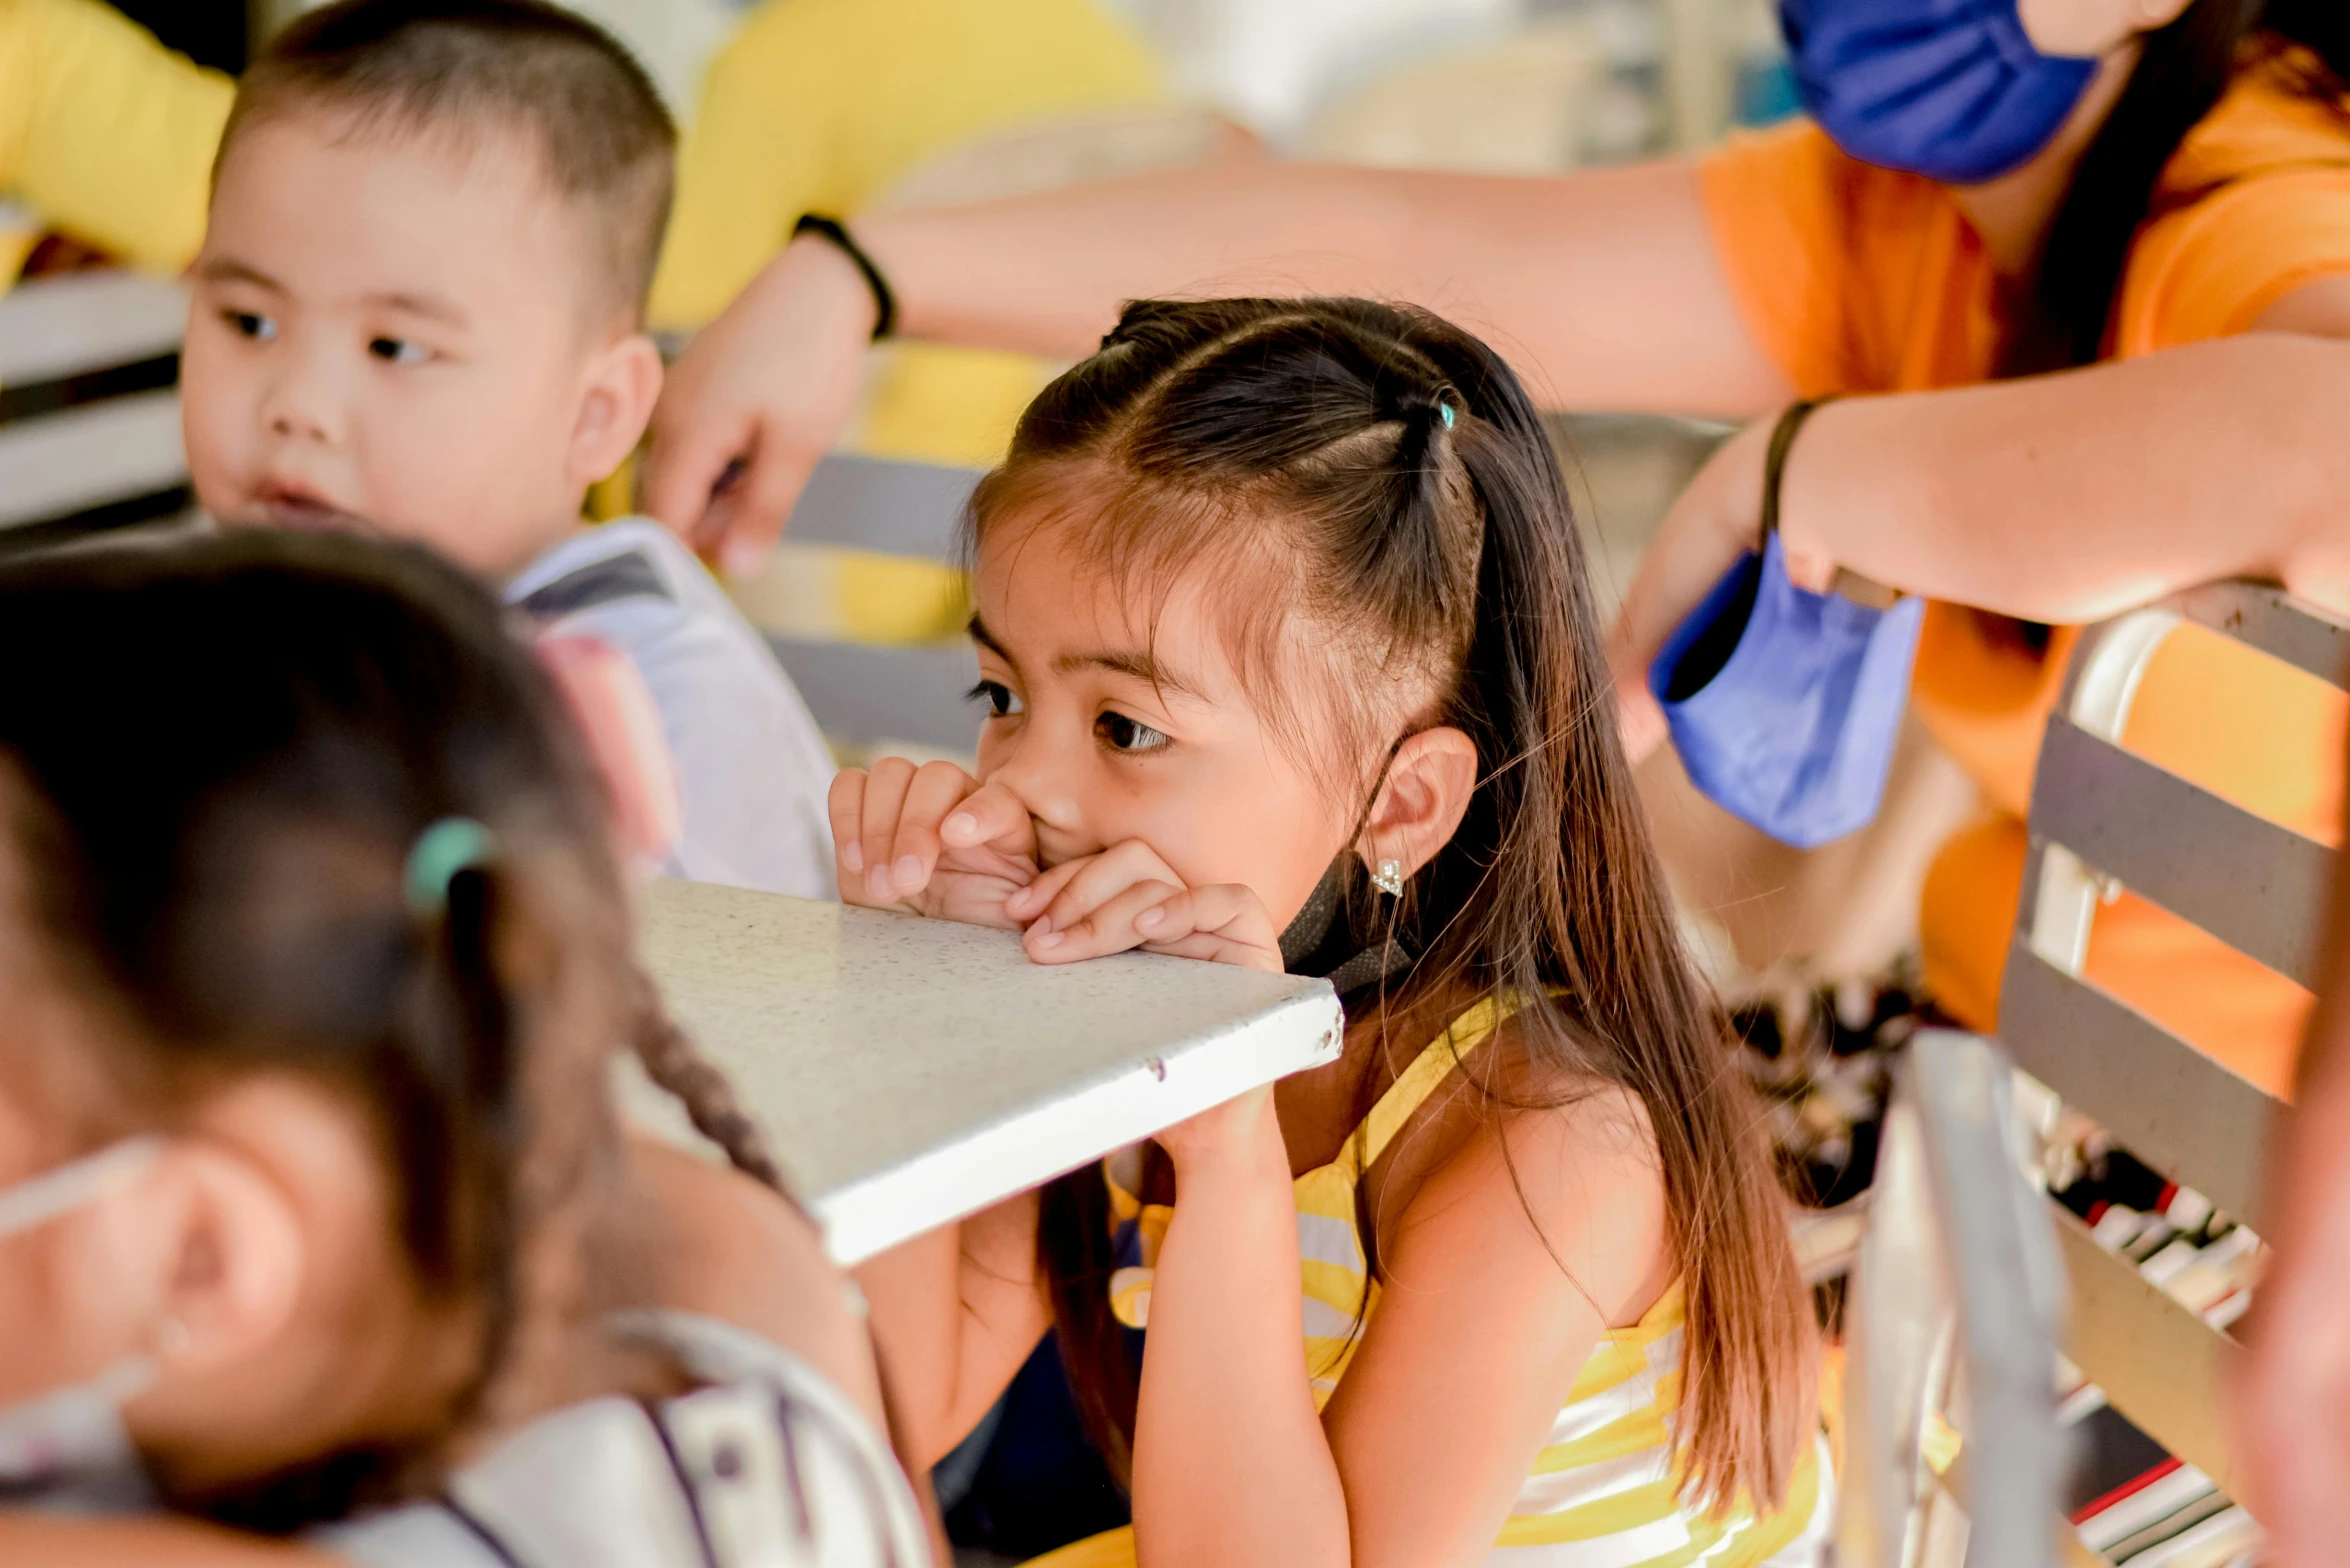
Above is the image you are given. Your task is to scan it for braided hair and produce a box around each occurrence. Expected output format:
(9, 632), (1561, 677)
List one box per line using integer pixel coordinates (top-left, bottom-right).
(628, 973), (788, 1196)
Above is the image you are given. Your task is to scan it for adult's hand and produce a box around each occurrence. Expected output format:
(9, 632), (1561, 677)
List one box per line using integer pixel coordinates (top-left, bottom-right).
(1603, 409), (1840, 763)
(643, 237), (878, 575)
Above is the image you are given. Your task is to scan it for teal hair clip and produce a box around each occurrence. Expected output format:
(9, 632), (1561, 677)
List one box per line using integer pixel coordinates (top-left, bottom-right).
(405, 817), (495, 917)
(1439, 403), (1456, 429)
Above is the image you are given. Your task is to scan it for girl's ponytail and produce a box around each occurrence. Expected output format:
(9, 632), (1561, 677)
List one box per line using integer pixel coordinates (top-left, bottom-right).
(1417, 323), (1818, 1516)
(406, 861), (527, 1422)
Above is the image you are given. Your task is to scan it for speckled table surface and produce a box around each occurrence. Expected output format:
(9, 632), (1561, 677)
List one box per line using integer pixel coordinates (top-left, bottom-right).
(626, 880), (1343, 1264)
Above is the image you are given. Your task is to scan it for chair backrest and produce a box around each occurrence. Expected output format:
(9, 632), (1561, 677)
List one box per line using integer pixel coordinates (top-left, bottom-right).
(761, 453), (984, 758)
(1840, 1029), (2066, 1568)
(1998, 582), (2350, 1497)
(0, 270), (195, 548)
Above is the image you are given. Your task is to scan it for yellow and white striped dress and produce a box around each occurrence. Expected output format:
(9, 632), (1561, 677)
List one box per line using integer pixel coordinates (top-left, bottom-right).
(1036, 997), (1832, 1568)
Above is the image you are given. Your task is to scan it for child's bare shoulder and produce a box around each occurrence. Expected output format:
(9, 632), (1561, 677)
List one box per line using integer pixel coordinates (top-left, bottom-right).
(1379, 1022), (1671, 1320)
(1450, 1029), (1662, 1203)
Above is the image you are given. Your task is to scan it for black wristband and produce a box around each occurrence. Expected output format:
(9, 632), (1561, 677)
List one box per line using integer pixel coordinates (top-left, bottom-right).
(1760, 396), (1835, 541)
(793, 213), (895, 341)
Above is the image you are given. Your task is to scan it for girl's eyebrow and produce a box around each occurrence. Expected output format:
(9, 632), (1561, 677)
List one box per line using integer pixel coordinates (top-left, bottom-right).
(967, 614), (1204, 702)
(1056, 646), (1205, 703)
(967, 613), (1019, 673)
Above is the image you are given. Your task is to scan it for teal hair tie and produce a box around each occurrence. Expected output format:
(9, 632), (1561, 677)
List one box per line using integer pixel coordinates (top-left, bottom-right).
(405, 817), (494, 917)
(1439, 403), (1456, 430)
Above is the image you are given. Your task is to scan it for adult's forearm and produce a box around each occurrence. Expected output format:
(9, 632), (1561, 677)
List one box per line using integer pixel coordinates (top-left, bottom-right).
(856, 159), (1788, 417)
(1788, 335), (2350, 620)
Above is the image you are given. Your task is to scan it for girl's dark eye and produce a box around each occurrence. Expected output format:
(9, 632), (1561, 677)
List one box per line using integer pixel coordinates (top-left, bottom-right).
(227, 311), (277, 342)
(369, 337), (428, 365)
(1096, 710), (1170, 753)
(967, 679), (1024, 718)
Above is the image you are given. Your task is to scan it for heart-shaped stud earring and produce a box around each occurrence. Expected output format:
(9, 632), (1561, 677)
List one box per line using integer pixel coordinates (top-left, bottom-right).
(1372, 858), (1405, 896)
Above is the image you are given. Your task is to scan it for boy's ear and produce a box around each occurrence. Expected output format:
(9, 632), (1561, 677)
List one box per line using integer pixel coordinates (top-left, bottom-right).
(1358, 726), (1478, 883)
(567, 331), (666, 494)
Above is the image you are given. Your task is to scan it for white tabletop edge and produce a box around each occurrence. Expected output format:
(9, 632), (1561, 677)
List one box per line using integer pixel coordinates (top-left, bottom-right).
(812, 984), (1342, 1265)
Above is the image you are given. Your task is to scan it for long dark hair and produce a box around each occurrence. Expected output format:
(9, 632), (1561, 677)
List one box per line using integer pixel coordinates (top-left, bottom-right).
(977, 298), (1815, 1516)
(0, 531), (779, 1526)
(2027, 0), (2349, 367)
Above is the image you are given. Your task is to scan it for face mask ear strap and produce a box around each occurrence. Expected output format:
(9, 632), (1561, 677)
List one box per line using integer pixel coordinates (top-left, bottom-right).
(1280, 730), (1431, 978)
(0, 1135), (165, 1240)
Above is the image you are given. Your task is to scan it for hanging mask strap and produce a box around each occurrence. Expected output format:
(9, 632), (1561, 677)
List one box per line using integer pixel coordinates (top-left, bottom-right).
(1277, 856), (1347, 969)
(1278, 735), (1423, 996)
(0, 1136), (163, 1241)
(1323, 939), (1410, 996)
(1277, 855), (1412, 997)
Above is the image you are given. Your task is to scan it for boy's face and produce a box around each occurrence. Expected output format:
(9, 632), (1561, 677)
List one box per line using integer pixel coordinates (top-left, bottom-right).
(184, 114), (660, 579)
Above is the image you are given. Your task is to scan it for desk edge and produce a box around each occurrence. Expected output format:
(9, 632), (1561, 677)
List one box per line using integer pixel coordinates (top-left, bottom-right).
(814, 984), (1342, 1264)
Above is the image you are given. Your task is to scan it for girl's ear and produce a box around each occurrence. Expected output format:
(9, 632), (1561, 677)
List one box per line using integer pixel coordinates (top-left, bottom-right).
(568, 331), (666, 494)
(1358, 726), (1479, 882)
(143, 1136), (306, 1378)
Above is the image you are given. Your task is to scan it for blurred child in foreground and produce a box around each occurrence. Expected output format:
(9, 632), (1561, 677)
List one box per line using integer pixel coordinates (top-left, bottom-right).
(0, 531), (925, 1565)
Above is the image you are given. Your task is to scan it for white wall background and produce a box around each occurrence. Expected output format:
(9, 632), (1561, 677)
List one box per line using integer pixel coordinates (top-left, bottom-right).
(253, 0), (1786, 159)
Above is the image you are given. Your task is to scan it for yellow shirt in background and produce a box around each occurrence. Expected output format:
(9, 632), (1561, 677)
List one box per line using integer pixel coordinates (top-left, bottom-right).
(651, 0), (1164, 469)
(1700, 44), (2350, 1089)
(0, 0), (231, 285)
(1, 0), (1158, 471)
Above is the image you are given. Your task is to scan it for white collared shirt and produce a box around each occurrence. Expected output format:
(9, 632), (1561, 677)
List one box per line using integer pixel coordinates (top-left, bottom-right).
(507, 521), (834, 901)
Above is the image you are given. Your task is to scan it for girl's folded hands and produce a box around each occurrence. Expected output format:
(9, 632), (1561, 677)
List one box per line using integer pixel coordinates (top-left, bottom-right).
(1006, 838), (1282, 972)
(830, 758), (1037, 926)
(830, 759), (1281, 972)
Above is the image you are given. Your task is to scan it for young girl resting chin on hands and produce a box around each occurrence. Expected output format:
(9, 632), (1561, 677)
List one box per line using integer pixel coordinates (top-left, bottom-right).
(0, 533), (927, 1568)
(837, 297), (1828, 1568)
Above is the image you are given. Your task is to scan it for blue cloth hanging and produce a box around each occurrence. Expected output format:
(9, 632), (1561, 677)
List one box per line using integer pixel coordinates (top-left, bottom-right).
(1650, 532), (1925, 850)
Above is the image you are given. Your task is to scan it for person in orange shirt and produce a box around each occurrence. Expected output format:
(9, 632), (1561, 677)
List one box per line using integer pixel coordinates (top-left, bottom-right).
(644, 0), (2350, 1105)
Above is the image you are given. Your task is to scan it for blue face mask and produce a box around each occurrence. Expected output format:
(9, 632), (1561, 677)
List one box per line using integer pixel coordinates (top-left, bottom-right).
(1778, 0), (2098, 184)
(1650, 534), (1925, 851)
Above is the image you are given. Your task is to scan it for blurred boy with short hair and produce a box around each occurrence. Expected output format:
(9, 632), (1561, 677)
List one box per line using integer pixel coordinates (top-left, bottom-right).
(181, 0), (834, 898)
